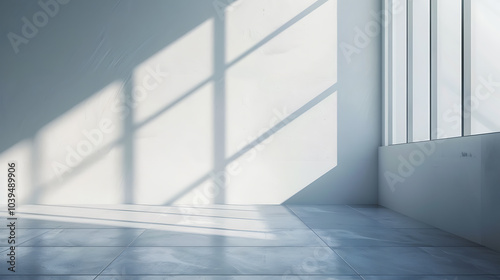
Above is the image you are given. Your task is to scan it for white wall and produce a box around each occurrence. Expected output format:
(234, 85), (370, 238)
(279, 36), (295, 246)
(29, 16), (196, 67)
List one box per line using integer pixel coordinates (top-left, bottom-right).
(286, 0), (382, 204)
(379, 132), (500, 251)
(0, 0), (381, 205)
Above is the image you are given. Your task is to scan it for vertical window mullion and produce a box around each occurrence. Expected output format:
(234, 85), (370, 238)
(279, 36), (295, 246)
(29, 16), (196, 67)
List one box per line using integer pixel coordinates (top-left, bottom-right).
(462, 0), (472, 136)
(407, 0), (413, 143)
(383, 0), (393, 146)
(430, 0), (438, 140)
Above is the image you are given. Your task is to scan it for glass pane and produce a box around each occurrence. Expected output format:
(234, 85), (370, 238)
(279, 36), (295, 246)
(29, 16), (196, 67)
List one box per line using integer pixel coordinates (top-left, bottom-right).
(470, 0), (500, 134)
(410, 0), (430, 142)
(392, 0), (407, 144)
(435, 0), (462, 139)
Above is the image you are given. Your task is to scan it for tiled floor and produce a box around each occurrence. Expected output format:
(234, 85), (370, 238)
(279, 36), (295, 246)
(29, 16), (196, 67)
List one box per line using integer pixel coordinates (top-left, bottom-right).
(1, 204), (500, 279)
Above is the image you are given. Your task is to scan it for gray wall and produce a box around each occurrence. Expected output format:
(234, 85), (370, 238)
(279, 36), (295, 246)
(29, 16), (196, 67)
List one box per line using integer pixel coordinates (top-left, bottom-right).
(379, 132), (500, 251)
(0, 0), (381, 205)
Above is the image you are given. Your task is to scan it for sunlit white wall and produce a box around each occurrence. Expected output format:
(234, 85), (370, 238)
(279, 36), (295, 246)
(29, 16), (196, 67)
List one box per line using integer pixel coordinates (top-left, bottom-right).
(115, 0), (338, 205)
(0, 0), (219, 205)
(0, 0), (381, 205)
(0, 0), (339, 205)
(131, 19), (215, 204)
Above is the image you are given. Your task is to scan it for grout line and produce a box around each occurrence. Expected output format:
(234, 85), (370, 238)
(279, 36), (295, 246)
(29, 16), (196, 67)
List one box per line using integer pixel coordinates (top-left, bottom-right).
(92, 228), (147, 280)
(12, 228), (56, 247)
(284, 205), (363, 277)
(1, 273), (499, 277)
(330, 248), (363, 277)
(284, 205), (329, 247)
(5, 244), (488, 248)
(11, 212), (306, 233)
(92, 273), (362, 276)
(14, 245), (360, 248)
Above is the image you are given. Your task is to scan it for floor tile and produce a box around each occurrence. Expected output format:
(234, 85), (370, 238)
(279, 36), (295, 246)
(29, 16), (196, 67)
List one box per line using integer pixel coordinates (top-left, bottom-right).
(398, 228), (480, 247)
(20, 228), (145, 247)
(131, 228), (325, 247)
(362, 276), (499, 280)
(3, 204), (499, 278)
(421, 247), (500, 274)
(102, 247), (355, 275)
(0, 277), (95, 280)
(182, 205), (295, 216)
(165, 214), (308, 231)
(297, 212), (383, 229)
(61, 204), (175, 214)
(314, 227), (479, 247)
(335, 247), (485, 275)
(11, 217), (137, 229)
(157, 206), (294, 220)
(96, 276), (363, 280)
(315, 227), (419, 247)
(0, 229), (52, 246)
(0, 247), (124, 275)
(350, 206), (433, 228)
(15, 205), (172, 229)
(287, 205), (357, 217)
(12, 218), (76, 229)
(50, 204), (297, 222)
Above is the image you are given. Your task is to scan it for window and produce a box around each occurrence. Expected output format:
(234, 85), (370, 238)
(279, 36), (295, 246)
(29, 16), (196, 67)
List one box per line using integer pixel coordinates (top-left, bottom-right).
(384, 0), (500, 145)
